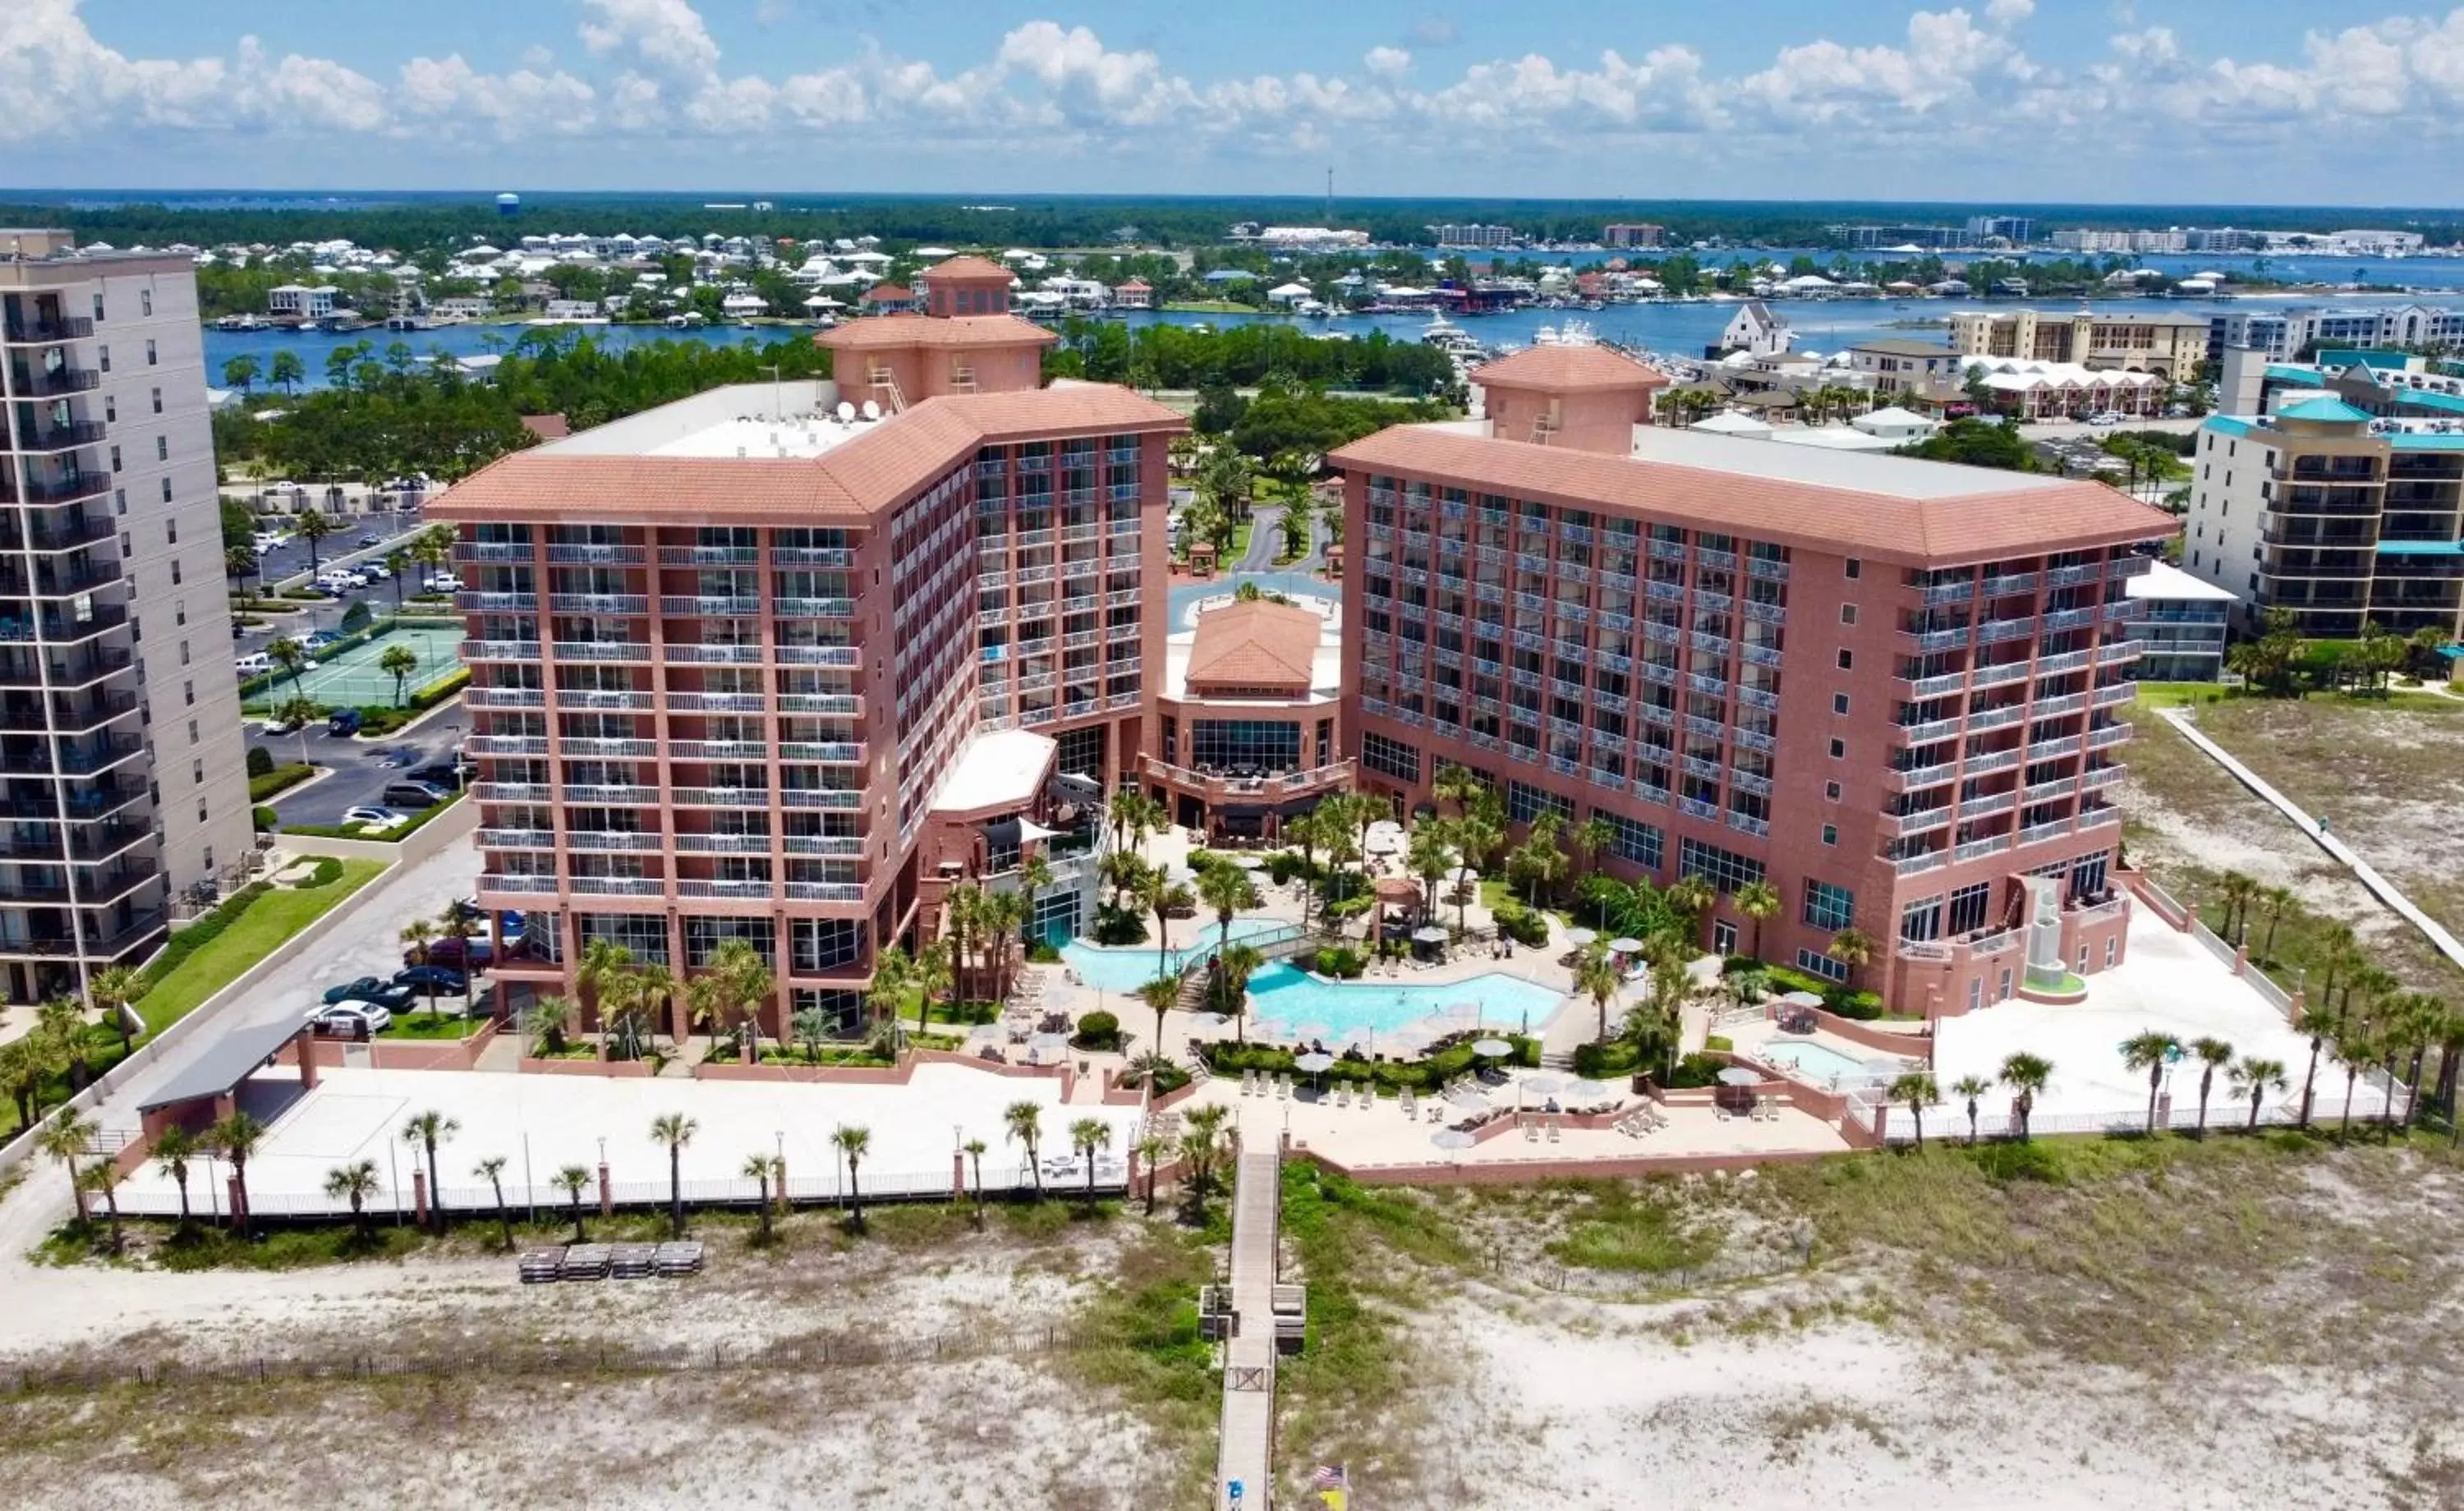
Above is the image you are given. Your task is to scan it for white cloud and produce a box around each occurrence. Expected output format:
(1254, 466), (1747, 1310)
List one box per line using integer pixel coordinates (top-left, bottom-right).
(16, 0), (2464, 178)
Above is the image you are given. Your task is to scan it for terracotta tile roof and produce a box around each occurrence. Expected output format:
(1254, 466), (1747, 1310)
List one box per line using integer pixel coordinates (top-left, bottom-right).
(859, 283), (913, 303)
(1328, 426), (2177, 566)
(1185, 599), (1322, 690)
(517, 413), (570, 441)
(818, 313), (1057, 350)
(921, 255), (1016, 283)
(1470, 345), (1670, 393)
(434, 386), (1184, 524)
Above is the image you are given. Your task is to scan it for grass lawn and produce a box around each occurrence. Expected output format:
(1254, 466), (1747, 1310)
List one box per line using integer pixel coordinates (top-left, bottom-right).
(247, 762), (315, 801)
(134, 860), (387, 1035)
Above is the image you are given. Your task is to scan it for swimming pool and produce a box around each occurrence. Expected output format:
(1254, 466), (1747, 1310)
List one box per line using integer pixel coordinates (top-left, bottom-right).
(1243, 962), (1564, 1044)
(1754, 1039), (1888, 1082)
(1061, 916), (1296, 993)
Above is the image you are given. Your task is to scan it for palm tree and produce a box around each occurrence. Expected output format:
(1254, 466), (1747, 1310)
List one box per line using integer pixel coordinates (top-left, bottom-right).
(2232, 1056), (2289, 1133)
(1432, 763), (1483, 819)
(1825, 928), (1876, 987)
(650, 1112), (698, 1237)
(82, 1162), (125, 1255)
(1136, 866), (1194, 981)
(2255, 885), (2295, 964)
(1570, 815), (1616, 886)
(551, 1164), (593, 1242)
(2215, 870), (2260, 944)
(1406, 821), (1454, 927)
(980, 889), (1027, 1004)
(2119, 1031), (2182, 1133)
(1574, 943), (1622, 1042)
(707, 936), (771, 1050)
(1216, 943), (1263, 1041)
(274, 695), (321, 768)
(865, 944), (913, 1036)
(1069, 1117), (1112, 1206)
(523, 994), (575, 1055)
(295, 507), (334, 573)
(325, 1160), (381, 1243)
(1733, 880), (1780, 961)
(1950, 1074), (1993, 1146)
(686, 970), (733, 1054)
(1509, 812), (1567, 908)
(945, 1137), (982, 1225)
(1133, 1132), (1170, 1215)
(398, 919), (440, 1020)
(942, 882), (983, 1011)
(267, 636), (309, 696)
(379, 643), (420, 705)
(2189, 1037), (2234, 1136)
(152, 1124), (199, 1227)
(1997, 1053), (2053, 1142)
(384, 548), (411, 609)
(832, 1123), (871, 1230)
(473, 1155), (514, 1250)
(1005, 1100), (1045, 1196)
(2295, 996), (2332, 1129)
(1135, 975), (1184, 1072)
(1182, 1102), (1234, 1198)
(89, 964), (140, 1058)
(1666, 874), (1716, 949)
(1888, 1071), (1941, 1149)
(743, 1152), (784, 1243)
(434, 904), (481, 1019)
(37, 1109), (96, 1223)
(399, 1109), (459, 1233)
(207, 1110), (267, 1236)
(2333, 1024), (2377, 1140)
(1018, 852), (1055, 952)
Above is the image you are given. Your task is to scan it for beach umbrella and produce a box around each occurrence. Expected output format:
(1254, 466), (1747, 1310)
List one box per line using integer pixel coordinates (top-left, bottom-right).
(1030, 1031), (1069, 1062)
(1412, 925), (1450, 944)
(1191, 1012), (1230, 1030)
(1470, 1037), (1513, 1059)
(1565, 1078), (1616, 1101)
(1230, 852), (1266, 869)
(1608, 937), (1644, 954)
(1432, 1128), (1476, 1151)
(1293, 1051), (1336, 1073)
(1716, 1067), (1761, 1086)
(1564, 927), (1597, 948)
(1522, 1074), (1566, 1096)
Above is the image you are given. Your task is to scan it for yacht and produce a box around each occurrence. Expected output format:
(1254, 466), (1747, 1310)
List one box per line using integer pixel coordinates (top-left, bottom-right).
(1420, 314), (1487, 358)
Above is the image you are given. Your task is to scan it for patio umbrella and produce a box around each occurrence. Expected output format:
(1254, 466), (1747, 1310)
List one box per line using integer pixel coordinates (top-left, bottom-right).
(1230, 852), (1266, 869)
(1716, 1067), (1762, 1086)
(1412, 925), (1450, 944)
(1470, 1037), (1514, 1059)
(1608, 937), (1644, 954)
(1563, 927), (1597, 948)
(1030, 1032), (1069, 1062)
(1432, 1128), (1476, 1151)
(1565, 1078), (1616, 1101)
(1294, 1049), (1335, 1092)
(966, 1023), (1003, 1044)
(1521, 1074), (1566, 1096)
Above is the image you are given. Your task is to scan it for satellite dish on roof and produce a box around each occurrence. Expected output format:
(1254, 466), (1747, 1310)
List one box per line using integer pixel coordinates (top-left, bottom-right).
(860, 400), (881, 420)
(834, 402), (855, 423)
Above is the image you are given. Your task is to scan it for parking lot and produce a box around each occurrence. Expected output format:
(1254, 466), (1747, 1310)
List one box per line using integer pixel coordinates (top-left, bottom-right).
(257, 711), (467, 826)
(233, 511), (435, 655)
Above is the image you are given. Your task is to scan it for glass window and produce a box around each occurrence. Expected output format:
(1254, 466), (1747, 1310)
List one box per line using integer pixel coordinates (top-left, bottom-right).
(1678, 837), (1765, 894)
(1795, 948), (1849, 982)
(1506, 782), (1573, 826)
(1947, 881), (1993, 935)
(1802, 880), (1855, 932)
(1602, 811), (1663, 869)
(578, 911), (668, 966)
(1360, 731), (1421, 784)
(791, 918), (867, 973)
(1189, 719), (1302, 772)
(686, 916), (775, 968)
(1900, 895), (1944, 942)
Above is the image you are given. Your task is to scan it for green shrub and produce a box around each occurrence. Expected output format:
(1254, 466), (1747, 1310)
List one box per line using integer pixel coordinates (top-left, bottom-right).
(1073, 1009), (1123, 1051)
(1322, 894), (1372, 925)
(1491, 899), (1549, 947)
(1314, 944), (1367, 979)
(1573, 1038), (1643, 1079)
(1828, 989), (1884, 1020)
(1704, 1034), (1733, 1053)
(245, 746), (274, 778)
(339, 599), (373, 632)
(252, 805), (276, 832)
(1091, 903), (1147, 946)
(297, 856), (344, 889)
(1026, 940), (1062, 963)
(1666, 1052), (1727, 1090)
(247, 762), (314, 801)
(1205, 1034), (1536, 1094)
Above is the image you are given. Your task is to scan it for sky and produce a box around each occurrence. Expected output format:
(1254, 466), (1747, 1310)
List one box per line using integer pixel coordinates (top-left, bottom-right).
(7, 0), (2464, 204)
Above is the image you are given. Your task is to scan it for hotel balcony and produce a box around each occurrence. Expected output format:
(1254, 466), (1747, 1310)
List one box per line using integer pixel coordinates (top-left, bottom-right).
(1143, 756), (1357, 806)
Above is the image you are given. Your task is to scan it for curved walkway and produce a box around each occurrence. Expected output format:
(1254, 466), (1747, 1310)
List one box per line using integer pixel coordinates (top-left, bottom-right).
(2157, 705), (2464, 971)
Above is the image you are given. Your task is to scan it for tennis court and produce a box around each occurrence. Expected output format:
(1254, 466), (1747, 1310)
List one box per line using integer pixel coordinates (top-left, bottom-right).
(279, 623), (465, 707)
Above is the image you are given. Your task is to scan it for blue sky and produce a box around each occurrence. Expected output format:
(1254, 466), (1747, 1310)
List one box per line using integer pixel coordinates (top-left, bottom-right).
(13, 1), (2464, 203)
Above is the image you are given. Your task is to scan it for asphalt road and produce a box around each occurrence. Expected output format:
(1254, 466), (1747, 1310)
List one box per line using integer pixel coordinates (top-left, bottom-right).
(256, 705), (467, 825)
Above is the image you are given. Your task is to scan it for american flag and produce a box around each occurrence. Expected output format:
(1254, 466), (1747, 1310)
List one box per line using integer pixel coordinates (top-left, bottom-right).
(1311, 1466), (1348, 1490)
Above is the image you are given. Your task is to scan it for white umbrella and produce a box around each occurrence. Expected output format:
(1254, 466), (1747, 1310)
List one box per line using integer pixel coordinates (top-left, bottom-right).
(1293, 1051), (1336, 1073)
(1412, 925), (1450, 944)
(1609, 937), (1644, 954)
(1522, 1074), (1567, 1095)
(1432, 1128), (1476, 1151)
(1447, 866), (1480, 887)
(1470, 1037), (1513, 1059)
(1717, 1067), (1762, 1086)
(1565, 1078), (1616, 1100)
(1289, 1022), (1331, 1043)
(1230, 853), (1266, 870)
(1564, 927), (1597, 948)
(1191, 1012), (1230, 1030)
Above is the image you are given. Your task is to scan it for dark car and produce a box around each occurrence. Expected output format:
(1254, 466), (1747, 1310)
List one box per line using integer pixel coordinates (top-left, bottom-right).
(323, 976), (416, 1011)
(381, 779), (448, 809)
(418, 935), (494, 970)
(394, 964), (469, 997)
(327, 708), (363, 737)
(407, 763), (466, 792)
(356, 533), (382, 548)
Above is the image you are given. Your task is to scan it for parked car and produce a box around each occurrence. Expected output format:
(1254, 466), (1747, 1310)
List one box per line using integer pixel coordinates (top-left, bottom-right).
(328, 708), (364, 737)
(421, 935), (495, 970)
(359, 560), (391, 580)
(340, 805), (405, 828)
(303, 629), (342, 650)
(260, 712), (305, 737)
(407, 762), (466, 792)
(323, 976), (416, 1011)
(381, 779), (448, 809)
(311, 1001), (393, 1037)
(424, 574), (463, 594)
(356, 533), (383, 549)
(393, 964), (469, 997)
(2085, 411), (2122, 426)
(235, 651), (274, 676)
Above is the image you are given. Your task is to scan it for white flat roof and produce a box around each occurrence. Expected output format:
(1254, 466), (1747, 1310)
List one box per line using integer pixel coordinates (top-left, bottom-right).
(2126, 558), (2236, 603)
(538, 380), (893, 459)
(1624, 426), (2069, 498)
(932, 728), (1057, 814)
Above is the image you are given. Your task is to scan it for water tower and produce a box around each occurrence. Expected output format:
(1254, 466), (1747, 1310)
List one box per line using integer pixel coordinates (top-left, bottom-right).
(495, 192), (521, 218)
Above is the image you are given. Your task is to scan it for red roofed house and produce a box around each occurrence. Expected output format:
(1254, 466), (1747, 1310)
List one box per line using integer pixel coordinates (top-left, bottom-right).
(1333, 337), (2176, 1017)
(1148, 595), (1346, 838)
(859, 283), (918, 315)
(1115, 278), (1153, 310)
(433, 254), (1186, 1036)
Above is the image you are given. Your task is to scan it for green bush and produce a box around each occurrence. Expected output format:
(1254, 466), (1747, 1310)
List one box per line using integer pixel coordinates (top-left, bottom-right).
(245, 746), (274, 778)
(1322, 894), (1372, 925)
(1491, 899), (1549, 947)
(1073, 1009), (1123, 1051)
(247, 762), (314, 801)
(252, 805), (276, 832)
(1026, 940), (1062, 963)
(1828, 989), (1885, 1020)
(339, 599), (373, 632)
(1704, 1034), (1733, 1053)
(1573, 1038), (1644, 1079)
(1205, 1034), (1537, 1094)
(1314, 944), (1367, 979)
(297, 856), (344, 889)
(1091, 902), (1147, 946)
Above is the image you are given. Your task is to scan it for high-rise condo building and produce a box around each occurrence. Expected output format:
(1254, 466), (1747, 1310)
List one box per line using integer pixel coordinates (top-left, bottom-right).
(1333, 342), (2174, 1017)
(0, 229), (251, 1002)
(437, 259), (1185, 1036)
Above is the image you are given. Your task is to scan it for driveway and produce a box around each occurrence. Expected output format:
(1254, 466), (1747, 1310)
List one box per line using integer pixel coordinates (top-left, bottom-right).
(258, 700), (467, 825)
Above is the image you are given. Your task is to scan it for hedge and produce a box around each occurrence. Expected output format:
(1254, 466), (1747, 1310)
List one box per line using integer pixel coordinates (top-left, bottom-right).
(1761, 961), (1885, 1018)
(1314, 944), (1367, 979)
(1206, 1034), (1538, 1095)
(131, 882), (274, 999)
(247, 762), (315, 801)
(352, 666), (470, 734)
(1490, 898), (1550, 947)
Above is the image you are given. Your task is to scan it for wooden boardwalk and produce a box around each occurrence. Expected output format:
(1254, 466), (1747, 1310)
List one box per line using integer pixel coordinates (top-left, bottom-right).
(1215, 1147), (1281, 1509)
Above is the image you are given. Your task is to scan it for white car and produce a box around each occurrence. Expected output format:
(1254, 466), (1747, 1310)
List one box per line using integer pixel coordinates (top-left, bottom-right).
(2085, 411), (2123, 427)
(341, 806), (407, 829)
(424, 574), (463, 594)
(358, 562), (392, 581)
(313, 1001), (393, 1036)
